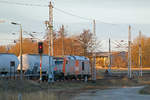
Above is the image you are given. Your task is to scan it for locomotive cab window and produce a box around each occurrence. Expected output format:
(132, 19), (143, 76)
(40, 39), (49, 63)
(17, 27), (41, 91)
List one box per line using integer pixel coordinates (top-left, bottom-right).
(82, 62), (84, 71)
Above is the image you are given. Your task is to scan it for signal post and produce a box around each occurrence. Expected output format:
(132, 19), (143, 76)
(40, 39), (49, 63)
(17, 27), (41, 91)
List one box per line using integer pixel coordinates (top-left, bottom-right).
(38, 42), (43, 82)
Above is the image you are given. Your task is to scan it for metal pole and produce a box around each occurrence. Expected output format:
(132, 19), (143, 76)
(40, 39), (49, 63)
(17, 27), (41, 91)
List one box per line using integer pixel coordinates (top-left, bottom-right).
(40, 54), (42, 81)
(48, 29), (51, 83)
(128, 25), (132, 78)
(92, 19), (96, 81)
(139, 30), (142, 76)
(49, 2), (54, 82)
(9, 66), (11, 80)
(45, 21), (51, 83)
(49, 2), (53, 56)
(108, 38), (111, 74)
(92, 53), (96, 81)
(20, 24), (23, 80)
(14, 65), (15, 80)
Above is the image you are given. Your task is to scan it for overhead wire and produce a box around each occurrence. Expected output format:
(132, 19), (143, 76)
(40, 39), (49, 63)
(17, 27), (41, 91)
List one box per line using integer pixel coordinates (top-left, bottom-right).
(54, 7), (120, 26)
(0, 0), (125, 47)
(54, 7), (92, 21)
(0, 0), (119, 25)
(0, 0), (48, 7)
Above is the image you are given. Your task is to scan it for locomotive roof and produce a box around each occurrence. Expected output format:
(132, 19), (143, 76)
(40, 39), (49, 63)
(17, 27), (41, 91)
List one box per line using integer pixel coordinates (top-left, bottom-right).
(53, 56), (89, 61)
(22, 54), (52, 56)
(66, 56), (89, 61)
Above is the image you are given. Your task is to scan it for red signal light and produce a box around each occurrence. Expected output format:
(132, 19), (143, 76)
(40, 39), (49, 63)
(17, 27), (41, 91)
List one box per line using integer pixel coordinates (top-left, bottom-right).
(38, 42), (43, 54)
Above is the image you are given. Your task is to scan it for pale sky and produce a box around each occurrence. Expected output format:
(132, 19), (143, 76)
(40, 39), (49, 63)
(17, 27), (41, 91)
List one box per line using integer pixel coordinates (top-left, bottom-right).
(0, 0), (150, 51)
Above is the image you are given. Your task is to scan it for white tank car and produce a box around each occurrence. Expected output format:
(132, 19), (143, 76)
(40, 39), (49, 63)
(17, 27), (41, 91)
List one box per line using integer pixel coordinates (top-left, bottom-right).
(0, 53), (19, 73)
(18, 54), (54, 73)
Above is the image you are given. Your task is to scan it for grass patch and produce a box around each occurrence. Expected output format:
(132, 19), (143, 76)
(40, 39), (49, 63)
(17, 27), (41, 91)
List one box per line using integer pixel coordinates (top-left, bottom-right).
(0, 76), (150, 93)
(1, 76), (150, 100)
(0, 80), (42, 92)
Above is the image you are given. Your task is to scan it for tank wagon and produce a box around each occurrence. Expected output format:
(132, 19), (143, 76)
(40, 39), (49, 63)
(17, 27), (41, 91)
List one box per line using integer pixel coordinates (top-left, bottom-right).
(18, 54), (54, 75)
(54, 56), (91, 80)
(0, 53), (19, 74)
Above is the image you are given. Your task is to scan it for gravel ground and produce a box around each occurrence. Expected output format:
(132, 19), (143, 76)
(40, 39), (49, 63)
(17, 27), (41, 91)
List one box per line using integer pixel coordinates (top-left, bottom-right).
(72, 86), (150, 100)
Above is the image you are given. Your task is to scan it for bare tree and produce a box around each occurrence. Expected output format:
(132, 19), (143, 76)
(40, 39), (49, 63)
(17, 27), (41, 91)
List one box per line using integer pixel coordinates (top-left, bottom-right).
(58, 25), (66, 56)
(78, 29), (101, 57)
(78, 29), (93, 56)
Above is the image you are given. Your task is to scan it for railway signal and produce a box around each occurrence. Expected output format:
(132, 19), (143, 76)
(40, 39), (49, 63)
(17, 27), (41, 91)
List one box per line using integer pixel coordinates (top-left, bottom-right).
(38, 42), (43, 82)
(38, 42), (43, 54)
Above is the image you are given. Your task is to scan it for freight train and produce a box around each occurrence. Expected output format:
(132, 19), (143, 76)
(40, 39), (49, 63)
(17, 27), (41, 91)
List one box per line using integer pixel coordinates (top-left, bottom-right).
(17, 54), (54, 74)
(0, 53), (91, 80)
(0, 53), (19, 74)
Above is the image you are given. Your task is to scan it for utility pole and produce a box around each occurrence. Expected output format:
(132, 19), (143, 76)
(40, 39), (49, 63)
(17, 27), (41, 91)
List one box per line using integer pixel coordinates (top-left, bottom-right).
(11, 22), (23, 80)
(108, 38), (112, 74)
(20, 24), (23, 80)
(61, 25), (65, 56)
(139, 30), (142, 76)
(128, 25), (132, 78)
(49, 2), (53, 56)
(92, 19), (96, 81)
(48, 1), (54, 82)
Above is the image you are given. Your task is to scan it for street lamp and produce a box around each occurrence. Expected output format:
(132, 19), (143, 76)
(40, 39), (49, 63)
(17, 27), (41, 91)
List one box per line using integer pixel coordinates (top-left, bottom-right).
(11, 22), (23, 80)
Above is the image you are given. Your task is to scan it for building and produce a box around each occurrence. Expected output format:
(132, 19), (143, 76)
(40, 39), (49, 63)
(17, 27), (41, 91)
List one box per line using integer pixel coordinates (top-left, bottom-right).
(89, 51), (127, 69)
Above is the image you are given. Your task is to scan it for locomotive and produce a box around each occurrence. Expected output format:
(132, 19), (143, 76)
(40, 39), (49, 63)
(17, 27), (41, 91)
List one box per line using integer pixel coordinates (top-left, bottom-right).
(53, 56), (91, 80)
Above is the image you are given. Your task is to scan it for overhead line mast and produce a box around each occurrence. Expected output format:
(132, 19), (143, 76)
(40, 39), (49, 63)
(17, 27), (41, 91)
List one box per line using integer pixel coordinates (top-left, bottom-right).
(49, 2), (54, 56)
(139, 30), (142, 76)
(48, 1), (54, 83)
(128, 25), (132, 78)
(92, 19), (96, 81)
(108, 38), (112, 74)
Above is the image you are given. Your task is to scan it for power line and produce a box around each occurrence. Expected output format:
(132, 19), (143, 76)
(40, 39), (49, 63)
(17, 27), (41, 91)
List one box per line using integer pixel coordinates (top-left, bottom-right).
(0, 0), (119, 25)
(54, 7), (92, 21)
(0, 0), (48, 7)
(54, 7), (119, 25)
(0, 0), (92, 21)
